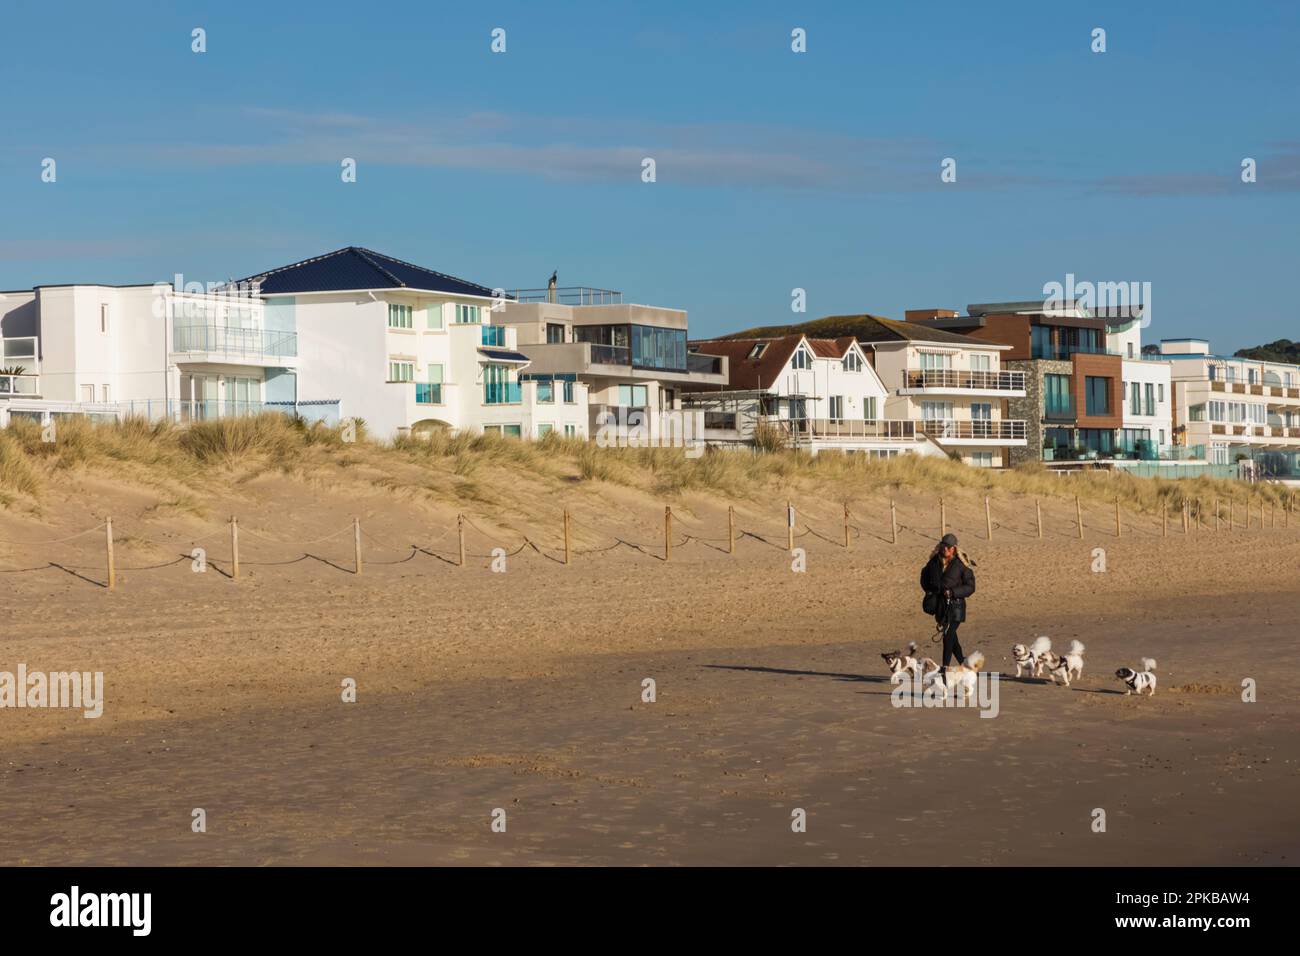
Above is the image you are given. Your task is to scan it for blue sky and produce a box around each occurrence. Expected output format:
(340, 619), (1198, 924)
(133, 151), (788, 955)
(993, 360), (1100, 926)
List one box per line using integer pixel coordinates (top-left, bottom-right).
(2, 0), (1297, 350)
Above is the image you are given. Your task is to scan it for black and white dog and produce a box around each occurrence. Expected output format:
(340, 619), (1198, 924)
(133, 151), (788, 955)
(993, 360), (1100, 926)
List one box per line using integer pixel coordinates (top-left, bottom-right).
(882, 641), (939, 685)
(1116, 658), (1157, 696)
(1047, 640), (1086, 686)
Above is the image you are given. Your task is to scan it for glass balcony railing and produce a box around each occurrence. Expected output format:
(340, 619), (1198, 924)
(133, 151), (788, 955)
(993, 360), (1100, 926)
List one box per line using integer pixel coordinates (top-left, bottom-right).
(173, 324), (298, 358)
(484, 382), (521, 405)
(0, 373), (40, 396)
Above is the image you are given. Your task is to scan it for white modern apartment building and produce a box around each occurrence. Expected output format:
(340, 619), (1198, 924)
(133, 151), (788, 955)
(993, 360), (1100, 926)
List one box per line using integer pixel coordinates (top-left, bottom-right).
(1159, 337), (1300, 479)
(490, 284), (729, 443)
(0, 281), (327, 428)
(682, 333), (945, 457)
(1108, 314), (1176, 457)
(236, 248), (589, 441)
(852, 315), (1027, 468)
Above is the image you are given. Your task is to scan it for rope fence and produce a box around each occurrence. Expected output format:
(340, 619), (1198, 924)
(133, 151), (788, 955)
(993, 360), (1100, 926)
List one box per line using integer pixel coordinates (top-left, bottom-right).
(0, 490), (1294, 588)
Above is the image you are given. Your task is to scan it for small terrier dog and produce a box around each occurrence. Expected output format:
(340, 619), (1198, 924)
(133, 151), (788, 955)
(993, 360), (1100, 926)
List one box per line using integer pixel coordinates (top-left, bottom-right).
(1012, 636), (1053, 678)
(934, 651), (986, 702)
(1047, 640), (1086, 686)
(1116, 658), (1157, 696)
(882, 641), (938, 685)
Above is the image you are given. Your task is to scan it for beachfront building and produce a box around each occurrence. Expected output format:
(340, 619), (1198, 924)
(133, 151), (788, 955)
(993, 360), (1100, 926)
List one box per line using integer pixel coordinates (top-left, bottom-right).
(904, 300), (1184, 470)
(0, 281), (337, 428)
(1158, 337), (1300, 481)
(681, 333), (945, 457)
(234, 248), (588, 441)
(841, 315), (1027, 468)
(490, 283), (728, 444)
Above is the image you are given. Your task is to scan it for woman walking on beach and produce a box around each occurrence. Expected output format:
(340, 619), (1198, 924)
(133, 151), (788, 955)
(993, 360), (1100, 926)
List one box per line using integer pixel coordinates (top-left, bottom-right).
(920, 533), (976, 676)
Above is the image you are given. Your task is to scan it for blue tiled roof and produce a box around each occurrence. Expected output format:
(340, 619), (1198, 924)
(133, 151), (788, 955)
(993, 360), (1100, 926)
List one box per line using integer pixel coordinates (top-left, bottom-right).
(241, 247), (504, 298)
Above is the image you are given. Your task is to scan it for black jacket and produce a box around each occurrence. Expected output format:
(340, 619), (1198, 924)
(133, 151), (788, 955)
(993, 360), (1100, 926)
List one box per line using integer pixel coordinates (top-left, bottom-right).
(921, 554), (975, 622)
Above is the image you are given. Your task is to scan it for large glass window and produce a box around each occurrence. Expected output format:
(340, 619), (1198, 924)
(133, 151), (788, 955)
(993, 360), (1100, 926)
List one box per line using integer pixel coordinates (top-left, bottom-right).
(1085, 376), (1111, 415)
(617, 384), (649, 407)
(791, 347), (812, 370)
(387, 304), (413, 329)
(1144, 383), (1155, 416)
(1031, 325), (1053, 359)
(631, 325), (687, 371)
(1044, 374), (1072, 417)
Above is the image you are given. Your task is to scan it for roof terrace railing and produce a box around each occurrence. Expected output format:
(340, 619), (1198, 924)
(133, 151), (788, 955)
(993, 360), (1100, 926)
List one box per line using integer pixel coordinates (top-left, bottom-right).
(904, 368), (1026, 391)
(507, 286), (623, 306)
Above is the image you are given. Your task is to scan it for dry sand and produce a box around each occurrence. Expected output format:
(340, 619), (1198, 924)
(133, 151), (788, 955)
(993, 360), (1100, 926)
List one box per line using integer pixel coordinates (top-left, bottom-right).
(1, 472), (1298, 865)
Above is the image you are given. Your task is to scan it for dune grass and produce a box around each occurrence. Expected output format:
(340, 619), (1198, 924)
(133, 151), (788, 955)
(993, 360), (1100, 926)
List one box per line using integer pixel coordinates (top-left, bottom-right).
(0, 414), (1293, 517)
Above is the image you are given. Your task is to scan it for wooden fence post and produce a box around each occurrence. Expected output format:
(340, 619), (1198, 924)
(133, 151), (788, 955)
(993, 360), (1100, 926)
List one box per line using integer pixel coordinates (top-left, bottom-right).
(786, 500), (795, 551)
(1036, 499), (1042, 539)
(890, 499), (898, 545)
(457, 514), (465, 567)
(843, 502), (850, 548)
(940, 498), (946, 540)
(1076, 496), (1084, 540)
(354, 516), (363, 575)
(563, 508), (571, 565)
(728, 505), (735, 555)
(1229, 498), (1234, 532)
(231, 516), (240, 580)
(1182, 500), (1189, 534)
(1214, 497), (1220, 532)
(1114, 497), (1121, 538)
(985, 496), (992, 541)
(1162, 501), (1168, 537)
(665, 506), (673, 561)
(105, 516), (116, 591)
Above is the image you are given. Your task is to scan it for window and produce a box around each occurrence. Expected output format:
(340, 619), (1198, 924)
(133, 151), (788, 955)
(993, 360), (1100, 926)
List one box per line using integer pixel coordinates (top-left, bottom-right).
(426, 304), (444, 330)
(1130, 382), (1140, 415)
(546, 323), (566, 344)
(1189, 404), (1206, 422)
(417, 365), (443, 404)
(829, 396), (844, 421)
(920, 401), (954, 421)
(537, 380), (555, 403)
(1158, 383), (1165, 402)
(1127, 342), (1135, 358)
(564, 425), (577, 437)
(863, 396), (877, 420)
(1085, 376), (1110, 416)
(1248, 368), (1257, 385)
(617, 384), (649, 407)
(81, 384), (95, 402)
(631, 325), (687, 371)
(1225, 366), (1236, 383)
(388, 361), (414, 382)
(563, 380), (575, 403)
(1208, 400), (1225, 421)
(100, 304), (110, 333)
(537, 423), (554, 437)
(970, 354), (991, 372)
(970, 451), (994, 468)
(101, 384), (110, 402)
(503, 424), (522, 439)
(1044, 374), (1072, 417)
(843, 351), (862, 372)
(1144, 383), (1155, 416)
(919, 351), (952, 371)
(791, 347), (812, 370)
(747, 342), (768, 360)
(455, 304), (482, 324)
(387, 304), (413, 329)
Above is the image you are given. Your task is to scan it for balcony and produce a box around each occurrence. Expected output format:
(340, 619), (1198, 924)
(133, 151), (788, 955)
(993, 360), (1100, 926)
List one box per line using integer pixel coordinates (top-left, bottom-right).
(1043, 397), (1076, 421)
(173, 324), (298, 362)
(921, 419), (1028, 444)
(0, 373), (40, 397)
(687, 352), (724, 375)
(484, 382), (522, 405)
(782, 418), (920, 441)
(415, 383), (443, 405)
(901, 368), (1026, 394)
(517, 341), (728, 386)
(506, 286), (623, 305)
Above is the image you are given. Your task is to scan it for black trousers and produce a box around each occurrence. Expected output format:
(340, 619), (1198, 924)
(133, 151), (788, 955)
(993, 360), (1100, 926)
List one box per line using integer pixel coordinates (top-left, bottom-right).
(941, 619), (965, 669)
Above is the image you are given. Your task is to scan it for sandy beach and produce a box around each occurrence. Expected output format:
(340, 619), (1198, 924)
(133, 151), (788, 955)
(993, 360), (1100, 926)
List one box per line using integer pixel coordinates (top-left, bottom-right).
(2, 471), (1297, 866)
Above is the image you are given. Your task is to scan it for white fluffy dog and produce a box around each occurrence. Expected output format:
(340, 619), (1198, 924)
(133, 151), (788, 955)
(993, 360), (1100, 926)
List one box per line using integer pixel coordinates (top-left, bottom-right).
(1116, 658), (1157, 696)
(1047, 640), (1086, 686)
(1012, 636), (1053, 678)
(933, 651), (986, 702)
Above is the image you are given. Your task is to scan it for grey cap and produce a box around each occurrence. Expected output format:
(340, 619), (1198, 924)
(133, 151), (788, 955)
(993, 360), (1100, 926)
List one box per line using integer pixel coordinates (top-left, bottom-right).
(940, 533), (958, 548)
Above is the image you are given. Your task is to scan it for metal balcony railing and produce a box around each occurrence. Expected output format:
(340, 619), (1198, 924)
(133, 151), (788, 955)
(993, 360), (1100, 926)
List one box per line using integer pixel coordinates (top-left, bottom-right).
(507, 286), (623, 305)
(922, 419), (1028, 441)
(779, 418), (918, 441)
(904, 368), (1026, 391)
